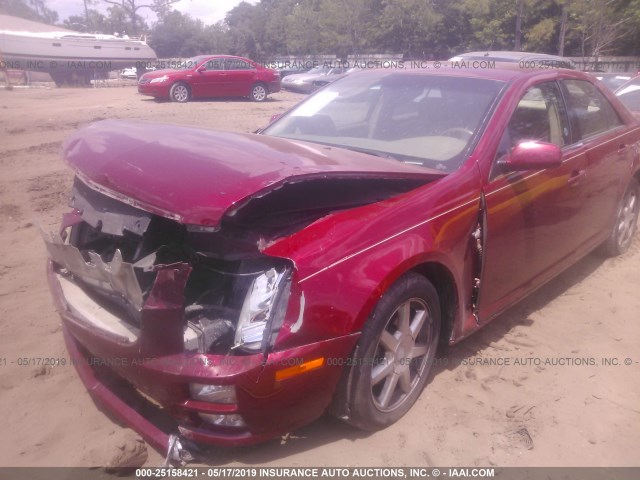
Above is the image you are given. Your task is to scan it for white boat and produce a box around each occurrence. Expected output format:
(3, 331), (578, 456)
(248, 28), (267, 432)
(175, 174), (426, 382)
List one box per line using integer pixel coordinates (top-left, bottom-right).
(0, 14), (156, 85)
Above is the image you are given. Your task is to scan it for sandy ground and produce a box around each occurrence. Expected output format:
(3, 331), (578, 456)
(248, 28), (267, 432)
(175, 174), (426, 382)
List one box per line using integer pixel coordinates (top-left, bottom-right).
(0, 84), (638, 469)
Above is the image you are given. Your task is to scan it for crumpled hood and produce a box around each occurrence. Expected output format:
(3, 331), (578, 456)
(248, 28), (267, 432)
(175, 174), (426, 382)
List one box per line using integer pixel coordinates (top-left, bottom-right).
(63, 120), (437, 226)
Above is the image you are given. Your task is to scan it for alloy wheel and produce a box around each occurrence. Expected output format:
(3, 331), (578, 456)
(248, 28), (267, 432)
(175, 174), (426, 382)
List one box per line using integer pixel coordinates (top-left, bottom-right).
(617, 188), (638, 251)
(370, 298), (433, 412)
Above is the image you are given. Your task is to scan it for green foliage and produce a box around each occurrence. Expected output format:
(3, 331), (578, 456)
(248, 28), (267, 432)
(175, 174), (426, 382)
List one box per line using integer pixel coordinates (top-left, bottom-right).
(562, 0), (635, 57)
(525, 17), (557, 52)
(374, 0), (441, 58)
(148, 10), (206, 57)
(0, 0), (58, 24)
(100, 0), (179, 34)
(10, 0), (635, 59)
(285, 0), (323, 56)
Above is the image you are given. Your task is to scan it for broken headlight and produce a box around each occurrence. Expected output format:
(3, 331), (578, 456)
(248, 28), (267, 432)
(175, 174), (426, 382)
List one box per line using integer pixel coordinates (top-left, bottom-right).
(233, 267), (289, 352)
(189, 383), (236, 404)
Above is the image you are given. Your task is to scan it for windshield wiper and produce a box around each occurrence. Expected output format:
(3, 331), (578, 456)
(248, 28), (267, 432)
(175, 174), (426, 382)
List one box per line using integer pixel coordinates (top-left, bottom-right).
(328, 144), (399, 161)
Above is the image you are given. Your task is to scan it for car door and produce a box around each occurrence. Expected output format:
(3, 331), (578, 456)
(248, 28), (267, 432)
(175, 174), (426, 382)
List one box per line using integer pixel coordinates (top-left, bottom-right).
(223, 58), (255, 96)
(190, 58), (227, 97)
(560, 79), (633, 244)
(478, 80), (590, 320)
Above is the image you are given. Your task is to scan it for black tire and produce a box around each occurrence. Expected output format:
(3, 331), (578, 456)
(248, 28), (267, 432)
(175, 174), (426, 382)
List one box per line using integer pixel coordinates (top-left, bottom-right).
(600, 179), (639, 257)
(169, 82), (190, 103)
(339, 273), (441, 431)
(250, 83), (268, 102)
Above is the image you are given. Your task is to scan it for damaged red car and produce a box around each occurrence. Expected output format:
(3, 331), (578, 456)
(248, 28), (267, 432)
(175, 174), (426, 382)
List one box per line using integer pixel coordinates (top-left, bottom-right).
(44, 66), (640, 459)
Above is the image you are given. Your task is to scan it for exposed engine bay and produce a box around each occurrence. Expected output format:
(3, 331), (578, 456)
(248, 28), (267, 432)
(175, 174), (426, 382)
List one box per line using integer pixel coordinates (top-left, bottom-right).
(43, 174), (428, 356)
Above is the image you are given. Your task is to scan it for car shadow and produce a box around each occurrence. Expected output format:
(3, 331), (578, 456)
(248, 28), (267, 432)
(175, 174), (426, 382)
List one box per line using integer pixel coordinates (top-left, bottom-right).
(436, 250), (606, 369)
(195, 415), (374, 466)
(191, 251), (608, 466)
(141, 97), (283, 104)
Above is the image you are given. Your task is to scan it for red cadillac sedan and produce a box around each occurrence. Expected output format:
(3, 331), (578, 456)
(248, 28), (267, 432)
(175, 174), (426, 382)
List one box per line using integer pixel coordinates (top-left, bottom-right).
(137, 55), (281, 102)
(44, 65), (639, 461)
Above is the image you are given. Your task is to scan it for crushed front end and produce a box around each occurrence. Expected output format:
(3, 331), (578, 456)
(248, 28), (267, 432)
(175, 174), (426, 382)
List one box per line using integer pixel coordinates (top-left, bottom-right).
(43, 176), (357, 451)
(43, 119), (441, 454)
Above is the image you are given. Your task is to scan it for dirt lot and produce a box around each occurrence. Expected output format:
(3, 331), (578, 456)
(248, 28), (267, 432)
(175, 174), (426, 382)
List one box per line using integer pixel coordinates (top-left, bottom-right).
(0, 85), (638, 469)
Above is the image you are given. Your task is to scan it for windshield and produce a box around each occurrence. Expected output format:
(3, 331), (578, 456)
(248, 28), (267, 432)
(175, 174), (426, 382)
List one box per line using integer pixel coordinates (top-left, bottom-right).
(263, 71), (505, 172)
(304, 65), (332, 75)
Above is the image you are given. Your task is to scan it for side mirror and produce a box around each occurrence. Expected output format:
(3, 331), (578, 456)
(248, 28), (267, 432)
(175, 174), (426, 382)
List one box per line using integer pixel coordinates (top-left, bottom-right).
(499, 141), (562, 171)
(196, 65), (206, 73)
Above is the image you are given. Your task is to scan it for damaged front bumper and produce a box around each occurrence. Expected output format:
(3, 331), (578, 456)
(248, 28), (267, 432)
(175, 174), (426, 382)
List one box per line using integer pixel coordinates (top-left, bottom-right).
(42, 178), (359, 451)
(48, 261), (358, 448)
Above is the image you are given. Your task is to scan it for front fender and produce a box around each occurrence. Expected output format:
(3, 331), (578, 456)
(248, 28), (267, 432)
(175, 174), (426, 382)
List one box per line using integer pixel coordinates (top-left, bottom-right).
(267, 165), (483, 350)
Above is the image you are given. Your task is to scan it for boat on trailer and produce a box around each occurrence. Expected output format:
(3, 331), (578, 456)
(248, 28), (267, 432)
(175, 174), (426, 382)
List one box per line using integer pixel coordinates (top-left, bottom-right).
(0, 14), (156, 86)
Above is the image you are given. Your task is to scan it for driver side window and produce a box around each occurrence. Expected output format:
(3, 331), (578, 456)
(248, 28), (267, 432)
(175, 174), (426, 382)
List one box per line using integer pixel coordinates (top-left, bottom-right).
(495, 81), (569, 166)
(205, 59), (224, 70)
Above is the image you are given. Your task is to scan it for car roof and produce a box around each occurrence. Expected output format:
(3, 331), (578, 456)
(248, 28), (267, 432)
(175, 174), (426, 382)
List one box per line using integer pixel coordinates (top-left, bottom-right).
(196, 54), (253, 62)
(451, 51), (568, 61)
(615, 75), (640, 94)
(350, 62), (584, 83)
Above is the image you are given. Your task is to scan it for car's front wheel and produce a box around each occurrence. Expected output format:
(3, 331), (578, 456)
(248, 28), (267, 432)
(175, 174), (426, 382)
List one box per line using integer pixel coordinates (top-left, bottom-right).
(250, 83), (268, 102)
(340, 273), (441, 431)
(169, 82), (190, 103)
(601, 179), (639, 256)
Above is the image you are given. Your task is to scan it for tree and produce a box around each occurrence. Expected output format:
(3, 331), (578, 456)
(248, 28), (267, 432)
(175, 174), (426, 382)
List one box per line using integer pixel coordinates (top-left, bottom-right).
(515, 0), (524, 50)
(520, 0), (563, 53)
(557, 1), (568, 55)
(83, 0), (95, 25)
(318, 0), (374, 57)
(149, 10), (207, 57)
(100, 0), (181, 33)
(285, 0), (323, 56)
(224, 1), (265, 58)
(0, 0), (58, 24)
(564, 0), (633, 58)
(260, 0), (297, 56)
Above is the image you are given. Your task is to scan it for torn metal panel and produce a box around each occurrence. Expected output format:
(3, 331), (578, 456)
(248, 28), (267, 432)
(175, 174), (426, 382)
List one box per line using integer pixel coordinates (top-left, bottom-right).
(470, 193), (487, 325)
(224, 176), (432, 228)
(56, 273), (140, 342)
(71, 177), (152, 237)
(164, 435), (197, 467)
(41, 228), (151, 310)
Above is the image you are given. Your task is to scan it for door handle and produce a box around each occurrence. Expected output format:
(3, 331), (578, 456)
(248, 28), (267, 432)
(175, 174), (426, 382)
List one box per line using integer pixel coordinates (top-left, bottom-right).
(618, 143), (628, 155)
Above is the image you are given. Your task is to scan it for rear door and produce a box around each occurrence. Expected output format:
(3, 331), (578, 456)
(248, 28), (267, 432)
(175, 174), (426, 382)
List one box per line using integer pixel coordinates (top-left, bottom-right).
(560, 79), (634, 244)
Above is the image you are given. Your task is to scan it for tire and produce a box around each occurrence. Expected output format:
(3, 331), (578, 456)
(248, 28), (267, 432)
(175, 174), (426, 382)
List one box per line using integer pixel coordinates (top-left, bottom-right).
(600, 179), (639, 257)
(169, 82), (190, 103)
(250, 83), (268, 102)
(339, 273), (441, 431)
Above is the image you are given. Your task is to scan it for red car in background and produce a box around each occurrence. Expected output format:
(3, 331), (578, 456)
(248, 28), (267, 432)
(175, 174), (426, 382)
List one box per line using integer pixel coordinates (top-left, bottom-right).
(138, 55), (280, 102)
(45, 65), (639, 460)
